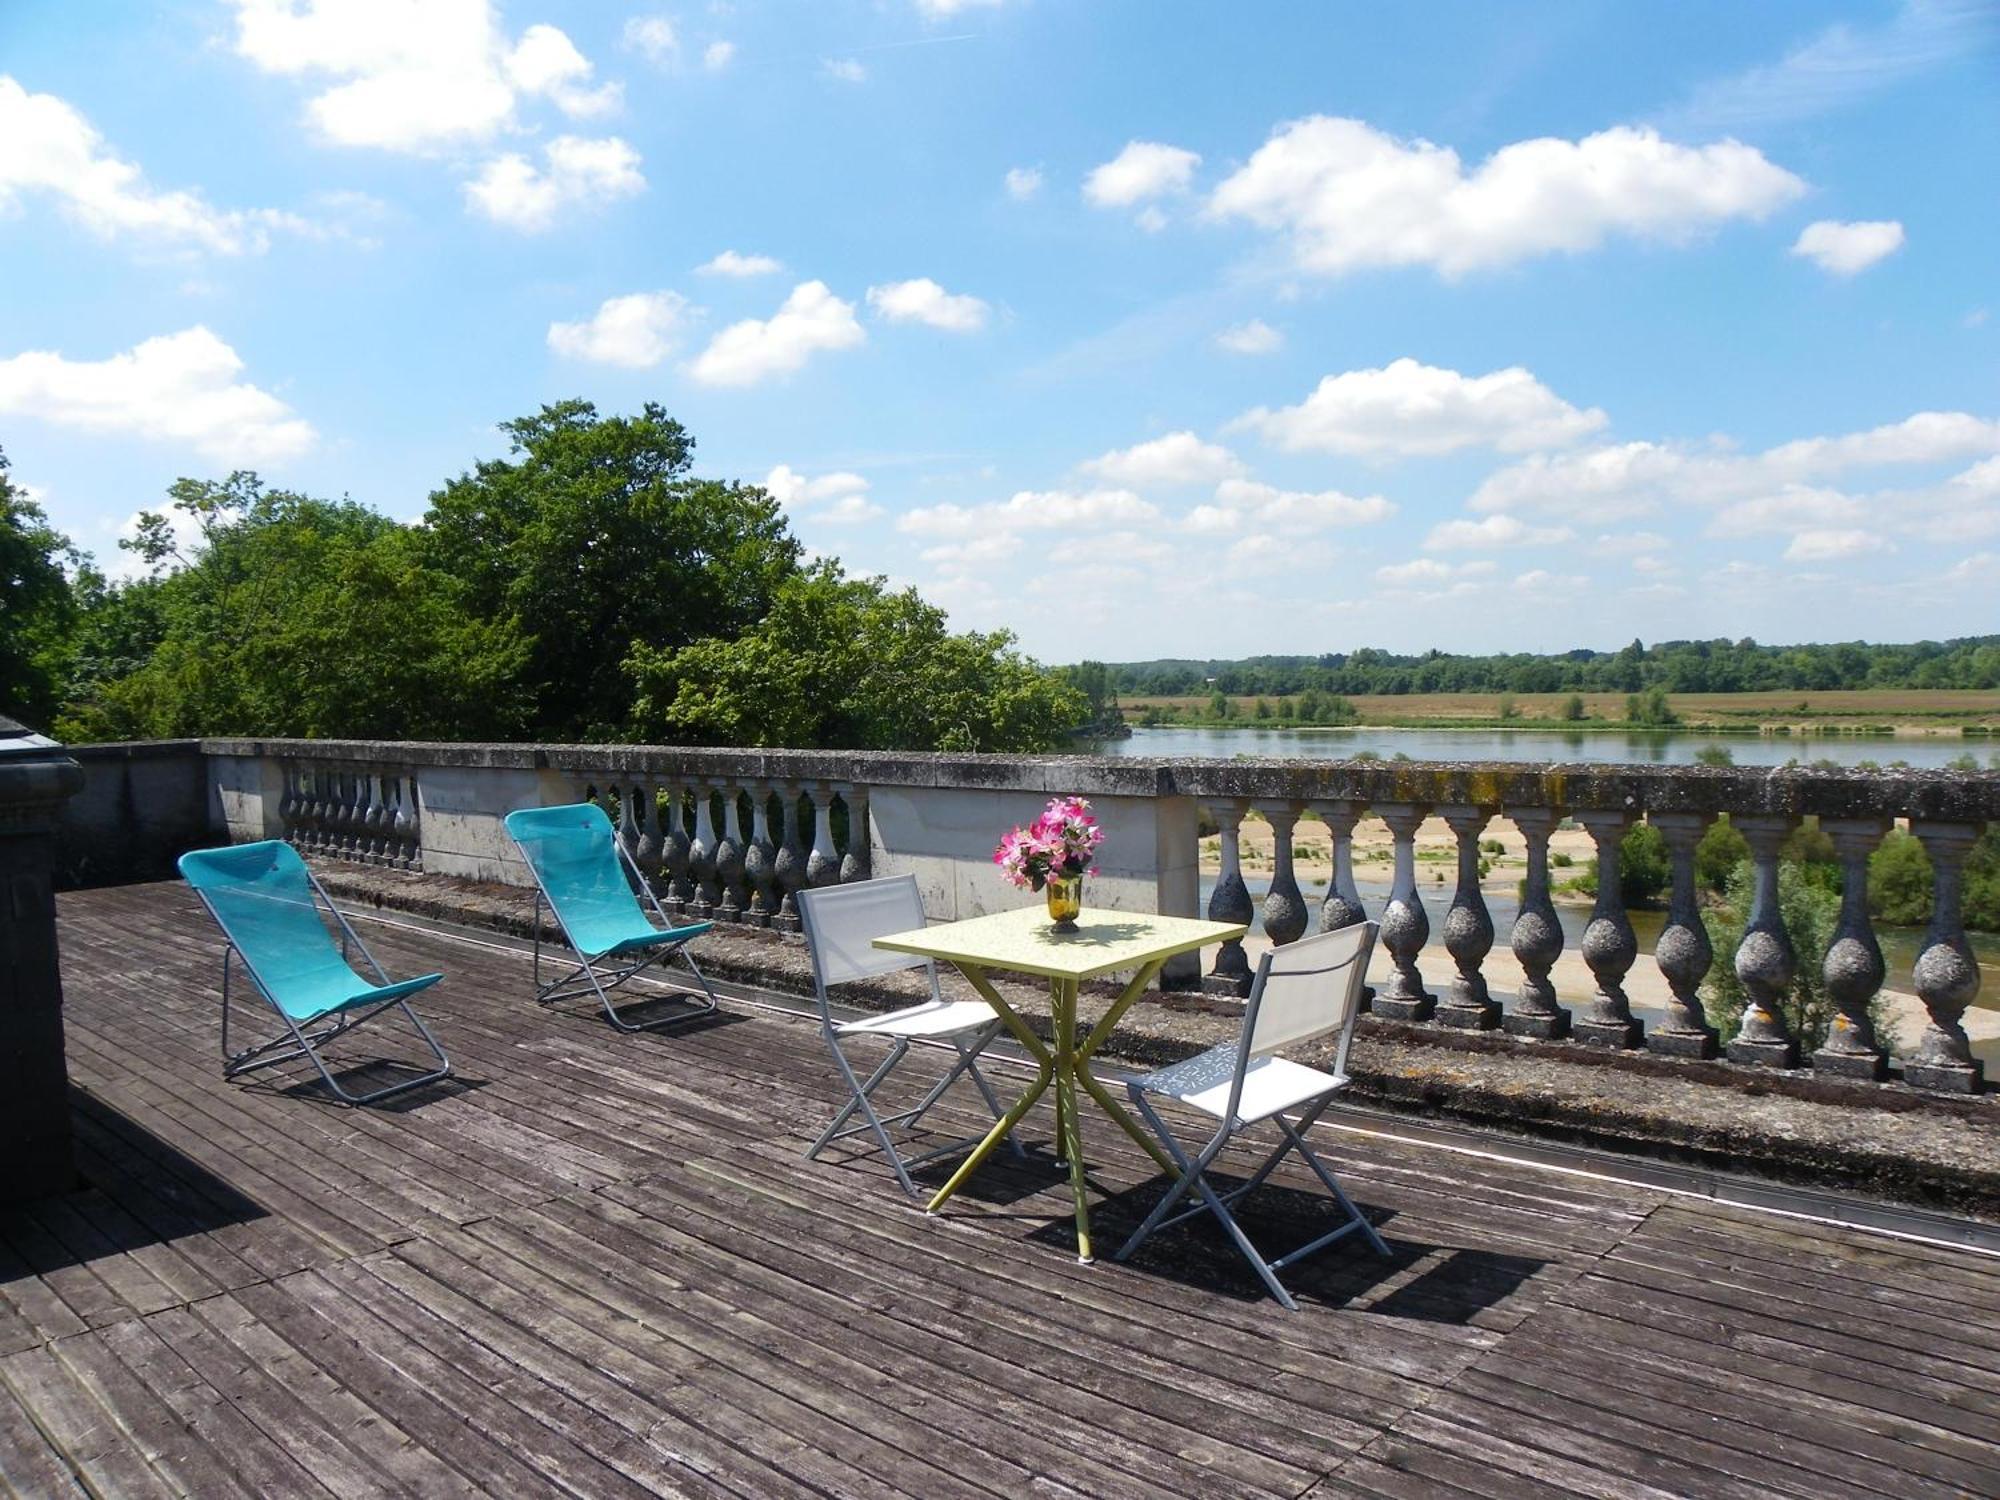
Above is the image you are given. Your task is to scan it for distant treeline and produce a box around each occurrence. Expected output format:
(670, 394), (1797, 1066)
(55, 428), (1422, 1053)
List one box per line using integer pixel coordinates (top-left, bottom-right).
(1101, 637), (2000, 698)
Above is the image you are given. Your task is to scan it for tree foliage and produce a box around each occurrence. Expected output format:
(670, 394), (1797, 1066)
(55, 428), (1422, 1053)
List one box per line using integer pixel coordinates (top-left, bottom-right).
(0, 446), (78, 726)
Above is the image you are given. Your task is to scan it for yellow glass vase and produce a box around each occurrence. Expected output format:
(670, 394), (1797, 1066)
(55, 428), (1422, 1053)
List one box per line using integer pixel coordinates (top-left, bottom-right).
(1045, 874), (1083, 932)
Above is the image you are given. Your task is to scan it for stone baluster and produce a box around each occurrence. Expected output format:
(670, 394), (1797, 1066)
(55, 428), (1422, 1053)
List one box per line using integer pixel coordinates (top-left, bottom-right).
(1906, 821), (1987, 1093)
(1648, 813), (1717, 1057)
(301, 770), (325, 853)
(772, 783), (806, 934)
(617, 783), (642, 868)
(1258, 802), (1307, 947)
(366, 773), (392, 862)
(688, 786), (720, 919)
(634, 782), (665, 882)
(663, 781), (694, 914)
(1314, 798), (1373, 1005)
(713, 784), (746, 923)
(840, 785), (873, 883)
(1436, 805), (1498, 1030)
(1205, 802), (1254, 995)
(1372, 804), (1434, 1021)
(331, 771), (358, 858)
(1727, 815), (1799, 1067)
(399, 772), (422, 870)
(279, 769), (300, 846)
(1505, 807), (1568, 1039)
(1574, 809), (1643, 1049)
(744, 784), (778, 926)
(1813, 817), (1891, 1080)
(805, 783), (841, 892)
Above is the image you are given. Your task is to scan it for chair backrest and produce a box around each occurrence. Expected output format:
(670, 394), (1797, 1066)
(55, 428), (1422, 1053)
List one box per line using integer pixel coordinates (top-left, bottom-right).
(1240, 921), (1377, 1065)
(504, 802), (649, 956)
(796, 875), (934, 1015)
(178, 839), (364, 999)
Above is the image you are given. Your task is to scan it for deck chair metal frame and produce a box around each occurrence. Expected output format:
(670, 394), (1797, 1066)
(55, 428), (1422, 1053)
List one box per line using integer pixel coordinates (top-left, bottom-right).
(504, 803), (719, 1033)
(179, 840), (452, 1107)
(1115, 921), (1390, 1309)
(797, 875), (1024, 1199)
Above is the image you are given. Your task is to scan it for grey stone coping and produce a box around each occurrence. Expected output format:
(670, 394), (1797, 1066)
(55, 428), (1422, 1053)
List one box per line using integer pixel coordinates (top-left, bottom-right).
(173, 738), (2000, 820)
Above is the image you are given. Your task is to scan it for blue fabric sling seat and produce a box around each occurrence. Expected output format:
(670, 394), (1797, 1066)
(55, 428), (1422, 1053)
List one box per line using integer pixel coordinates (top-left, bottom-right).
(178, 839), (452, 1105)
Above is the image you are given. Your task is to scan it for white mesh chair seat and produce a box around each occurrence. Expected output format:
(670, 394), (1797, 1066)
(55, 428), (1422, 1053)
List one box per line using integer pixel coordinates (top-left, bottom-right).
(838, 998), (1000, 1039)
(1136, 1049), (1350, 1125)
(1115, 921), (1390, 1310)
(798, 875), (1022, 1199)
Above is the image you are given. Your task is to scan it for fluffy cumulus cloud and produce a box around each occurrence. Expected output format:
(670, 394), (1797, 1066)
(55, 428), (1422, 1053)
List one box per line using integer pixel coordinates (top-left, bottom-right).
(899, 488), (1161, 538)
(1209, 116), (1805, 277)
(1790, 219), (1906, 275)
(1422, 513), (1576, 551)
(0, 76), (311, 255)
(1216, 319), (1284, 355)
(1187, 478), (1394, 533)
(761, 465), (882, 524)
(697, 249), (782, 277)
(621, 15), (677, 65)
(0, 326), (316, 463)
(686, 280), (864, 387)
(546, 291), (690, 368)
(1375, 557), (1495, 587)
(1785, 528), (1886, 562)
(1084, 140), (1201, 207)
(703, 41), (736, 71)
(465, 135), (644, 230)
(1005, 166), (1043, 200)
(865, 278), (990, 333)
(1236, 358), (1606, 458)
(1080, 431), (1243, 487)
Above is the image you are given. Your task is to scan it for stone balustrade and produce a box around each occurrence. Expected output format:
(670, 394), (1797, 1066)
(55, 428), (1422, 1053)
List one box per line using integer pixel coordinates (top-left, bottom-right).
(64, 738), (2000, 1095)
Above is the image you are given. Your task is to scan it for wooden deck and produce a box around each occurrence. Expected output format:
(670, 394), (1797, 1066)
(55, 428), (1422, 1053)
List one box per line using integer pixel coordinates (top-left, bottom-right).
(5, 881), (1999, 1499)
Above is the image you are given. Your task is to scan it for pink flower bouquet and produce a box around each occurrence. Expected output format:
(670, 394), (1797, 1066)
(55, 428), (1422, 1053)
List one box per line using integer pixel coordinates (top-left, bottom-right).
(994, 796), (1104, 892)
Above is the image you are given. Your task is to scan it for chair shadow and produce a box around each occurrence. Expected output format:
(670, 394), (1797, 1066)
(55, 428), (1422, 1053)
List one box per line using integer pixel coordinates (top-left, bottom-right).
(273, 1065), (488, 1113)
(1362, 1245), (1549, 1324)
(906, 1137), (1082, 1208)
(602, 997), (751, 1036)
(0, 1088), (273, 1276)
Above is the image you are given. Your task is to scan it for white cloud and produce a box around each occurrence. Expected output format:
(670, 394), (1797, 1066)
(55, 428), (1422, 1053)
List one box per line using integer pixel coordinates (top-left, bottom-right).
(1005, 166), (1043, 200)
(866, 278), (991, 333)
(1236, 358), (1605, 458)
(697, 249), (782, 277)
(1707, 484), (1865, 537)
(622, 15), (678, 64)
(0, 76), (309, 256)
(1375, 557), (1495, 587)
(228, 1), (616, 152)
(547, 291), (690, 368)
(1588, 531), (1669, 556)
(1205, 478), (1394, 530)
(763, 465), (882, 523)
(703, 41), (736, 71)
(1423, 514), (1575, 550)
(1216, 319), (1284, 355)
(1791, 219), (1906, 275)
(1084, 141), (1201, 207)
(1081, 431), (1243, 487)
(1785, 528), (1885, 562)
(0, 326), (315, 463)
(822, 57), (867, 83)
(687, 280), (865, 387)
(921, 533), (1021, 571)
(1134, 205), (1170, 234)
(914, 0), (1006, 18)
(899, 488), (1160, 537)
(1209, 116), (1804, 278)
(465, 135), (644, 230)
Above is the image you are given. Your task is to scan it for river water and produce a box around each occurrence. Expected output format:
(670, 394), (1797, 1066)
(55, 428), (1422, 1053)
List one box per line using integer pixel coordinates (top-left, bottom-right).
(1091, 724), (1989, 769)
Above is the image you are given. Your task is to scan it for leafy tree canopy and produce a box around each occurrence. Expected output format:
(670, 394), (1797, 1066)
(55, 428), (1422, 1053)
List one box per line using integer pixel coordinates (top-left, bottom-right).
(0, 445), (78, 726)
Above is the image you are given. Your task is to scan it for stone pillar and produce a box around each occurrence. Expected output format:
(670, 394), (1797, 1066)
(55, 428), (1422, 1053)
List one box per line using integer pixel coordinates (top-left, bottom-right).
(1372, 804), (1433, 1021)
(772, 783), (806, 935)
(713, 784), (745, 923)
(617, 781), (642, 867)
(1574, 809), (1643, 1049)
(1505, 807), (1568, 1040)
(1258, 803), (1307, 947)
(1906, 821), (1986, 1093)
(839, 785), (872, 883)
(634, 782), (665, 882)
(1727, 814), (1798, 1068)
(0, 721), (84, 1205)
(1815, 817), (1890, 1081)
(805, 783), (841, 891)
(1314, 800), (1369, 932)
(1206, 802), (1253, 996)
(1436, 805), (1498, 1030)
(663, 781), (694, 914)
(1648, 812), (1717, 1058)
(743, 784), (778, 927)
(688, 785), (720, 919)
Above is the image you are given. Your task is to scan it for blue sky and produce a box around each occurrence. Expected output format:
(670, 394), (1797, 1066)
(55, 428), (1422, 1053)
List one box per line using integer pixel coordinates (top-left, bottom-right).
(1, 1), (1995, 662)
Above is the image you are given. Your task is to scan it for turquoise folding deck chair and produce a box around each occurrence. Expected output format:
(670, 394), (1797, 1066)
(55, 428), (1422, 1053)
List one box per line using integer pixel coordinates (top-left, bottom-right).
(178, 840), (452, 1106)
(504, 802), (719, 1032)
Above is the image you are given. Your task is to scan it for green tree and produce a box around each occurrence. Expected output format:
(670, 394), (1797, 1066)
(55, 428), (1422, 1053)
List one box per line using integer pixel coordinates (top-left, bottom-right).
(1559, 693), (1586, 721)
(625, 563), (1085, 752)
(1699, 858), (1886, 1053)
(1559, 821), (1672, 904)
(1695, 814), (1750, 893)
(423, 400), (799, 738)
(1208, 690), (1230, 720)
(1625, 685), (1678, 726)
(0, 447), (78, 729)
(1254, 697), (1273, 720)
(1693, 744), (1734, 767)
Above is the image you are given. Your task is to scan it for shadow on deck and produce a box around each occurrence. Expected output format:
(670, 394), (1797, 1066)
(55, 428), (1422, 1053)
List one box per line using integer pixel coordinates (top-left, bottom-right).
(4, 880), (1997, 1499)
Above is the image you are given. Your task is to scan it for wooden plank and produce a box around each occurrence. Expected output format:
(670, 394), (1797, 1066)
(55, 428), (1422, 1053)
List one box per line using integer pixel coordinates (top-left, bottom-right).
(0, 1342), (180, 1499)
(0, 1372), (88, 1497)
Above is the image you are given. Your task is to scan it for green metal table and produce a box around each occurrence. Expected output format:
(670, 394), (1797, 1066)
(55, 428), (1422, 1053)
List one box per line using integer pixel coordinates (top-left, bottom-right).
(873, 905), (1246, 1262)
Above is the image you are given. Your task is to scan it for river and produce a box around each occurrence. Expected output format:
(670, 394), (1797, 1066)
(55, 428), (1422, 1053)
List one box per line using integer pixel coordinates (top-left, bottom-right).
(1090, 724), (1989, 769)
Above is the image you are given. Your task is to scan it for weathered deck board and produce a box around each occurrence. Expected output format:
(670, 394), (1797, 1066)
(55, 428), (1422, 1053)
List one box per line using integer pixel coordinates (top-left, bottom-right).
(0, 880), (1994, 1498)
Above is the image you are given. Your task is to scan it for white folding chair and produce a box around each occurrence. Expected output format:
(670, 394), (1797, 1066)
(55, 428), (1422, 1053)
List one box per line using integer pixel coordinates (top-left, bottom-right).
(797, 875), (1023, 1198)
(1115, 921), (1389, 1309)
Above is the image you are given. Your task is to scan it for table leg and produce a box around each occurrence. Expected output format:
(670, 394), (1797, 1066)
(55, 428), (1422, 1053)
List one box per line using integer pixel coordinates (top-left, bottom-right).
(925, 964), (1053, 1215)
(1050, 976), (1096, 1260)
(1048, 977), (1068, 1167)
(1073, 961), (1178, 1176)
